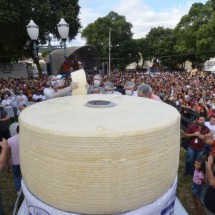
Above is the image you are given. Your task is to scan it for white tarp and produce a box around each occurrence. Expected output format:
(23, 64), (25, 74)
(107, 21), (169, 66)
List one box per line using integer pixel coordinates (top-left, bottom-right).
(17, 176), (189, 215)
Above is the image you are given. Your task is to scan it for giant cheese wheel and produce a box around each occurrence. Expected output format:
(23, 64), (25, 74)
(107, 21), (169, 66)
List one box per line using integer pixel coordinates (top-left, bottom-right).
(19, 95), (180, 214)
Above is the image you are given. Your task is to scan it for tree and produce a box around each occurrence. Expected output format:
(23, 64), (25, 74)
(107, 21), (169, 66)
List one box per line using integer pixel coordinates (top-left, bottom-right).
(196, 0), (215, 62)
(174, 2), (213, 67)
(126, 39), (141, 70)
(0, 0), (81, 75)
(81, 11), (134, 72)
(141, 27), (177, 70)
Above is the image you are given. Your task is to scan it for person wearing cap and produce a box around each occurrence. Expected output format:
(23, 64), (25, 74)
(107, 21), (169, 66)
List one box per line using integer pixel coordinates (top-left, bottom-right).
(124, 81), (137, 96)
(103, 81), (122, 95)
(137, 84), (162, 101)
(87, 74), (104, 94)
(88, 85), (103, 94)
(43, 75), (78, 100)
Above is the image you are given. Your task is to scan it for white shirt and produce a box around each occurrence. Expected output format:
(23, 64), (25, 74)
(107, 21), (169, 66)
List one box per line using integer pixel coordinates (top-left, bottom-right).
(124, 90), (138, 96)
(205, 121), (215, 139)
(132, 91), (138, 96)
(32, 94), (46, 101)
(1, 98), (14, 117)
(113, 91), (122, 95)
(1, 98), (12, 108)
(17, 94), (28, 107)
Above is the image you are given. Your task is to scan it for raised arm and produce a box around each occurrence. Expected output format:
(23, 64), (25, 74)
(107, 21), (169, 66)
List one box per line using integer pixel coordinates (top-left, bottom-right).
(206, 156), (215, 188)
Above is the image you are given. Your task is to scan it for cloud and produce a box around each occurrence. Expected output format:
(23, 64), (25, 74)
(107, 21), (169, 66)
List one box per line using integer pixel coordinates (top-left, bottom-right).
(115, 0), (193, 38)
(72, 0), (207, 45)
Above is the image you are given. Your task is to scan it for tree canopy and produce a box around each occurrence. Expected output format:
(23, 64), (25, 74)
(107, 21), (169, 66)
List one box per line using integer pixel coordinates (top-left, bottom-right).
(174, 1), (213, 66)
(81, 11), (134, 70)
(81, 0), (215, 71)
(0, 0), (81, 63)
(1, 0), (215, 72)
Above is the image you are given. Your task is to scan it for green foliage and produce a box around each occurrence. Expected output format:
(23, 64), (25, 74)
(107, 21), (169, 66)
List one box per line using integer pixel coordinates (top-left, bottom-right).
(141, 27), (177, 69)
(174, 2), (213, 66)
(1, 0), (214, 71)
(0, 0), (81, 63)
(81, 11), (135, 70)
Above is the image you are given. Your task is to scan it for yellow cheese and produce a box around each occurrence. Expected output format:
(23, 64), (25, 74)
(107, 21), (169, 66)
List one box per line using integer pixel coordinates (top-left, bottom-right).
(71, 69), (87, 96)
(19, 95), (180, 214)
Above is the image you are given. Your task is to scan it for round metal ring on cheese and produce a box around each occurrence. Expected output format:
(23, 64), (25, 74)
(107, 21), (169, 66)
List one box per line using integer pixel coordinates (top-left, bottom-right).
(85, 99), (116, 108)
(19, 94), (181, 215)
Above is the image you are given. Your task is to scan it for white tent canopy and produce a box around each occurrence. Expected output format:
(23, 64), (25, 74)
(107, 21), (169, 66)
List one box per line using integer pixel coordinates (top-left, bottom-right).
(203, 58), (215, 71)
(207, 64), (215, 72)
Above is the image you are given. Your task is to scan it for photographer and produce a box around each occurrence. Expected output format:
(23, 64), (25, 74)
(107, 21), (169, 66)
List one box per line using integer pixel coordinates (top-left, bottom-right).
(204, 155), (215, 215)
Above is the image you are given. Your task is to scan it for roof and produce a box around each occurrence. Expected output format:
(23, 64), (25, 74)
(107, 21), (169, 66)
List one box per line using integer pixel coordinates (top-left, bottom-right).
(45, 45), (100, 75)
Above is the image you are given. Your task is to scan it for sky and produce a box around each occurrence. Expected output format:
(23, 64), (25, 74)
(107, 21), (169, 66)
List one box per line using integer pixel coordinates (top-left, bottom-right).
(70, 0), (207, 46)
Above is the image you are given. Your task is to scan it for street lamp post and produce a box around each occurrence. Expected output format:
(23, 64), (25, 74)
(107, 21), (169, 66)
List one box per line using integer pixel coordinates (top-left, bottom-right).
(108, 28), (119, 76)
(47, 35), (53, 75)
(108, 28), (111, 77)
(57, 18), (69, 59)
(27, 18), (69, 76)
(26, 20), (39, 58)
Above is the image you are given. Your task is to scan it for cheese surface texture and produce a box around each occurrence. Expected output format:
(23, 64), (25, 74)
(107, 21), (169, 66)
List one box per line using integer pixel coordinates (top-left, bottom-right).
(19, 95), (180, 214)
(71, 69), (87, 96)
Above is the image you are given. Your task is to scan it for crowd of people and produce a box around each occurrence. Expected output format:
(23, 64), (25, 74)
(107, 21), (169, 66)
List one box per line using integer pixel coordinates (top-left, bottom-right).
(0, 69), (215, 214)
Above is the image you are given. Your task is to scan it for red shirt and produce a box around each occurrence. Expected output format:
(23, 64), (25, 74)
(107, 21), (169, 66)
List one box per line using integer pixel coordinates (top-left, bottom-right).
(186, 124), (210, 152)
(63, 61), (70, 72)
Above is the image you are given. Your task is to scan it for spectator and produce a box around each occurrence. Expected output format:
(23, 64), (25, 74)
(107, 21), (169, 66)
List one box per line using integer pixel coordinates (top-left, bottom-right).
(184, 116), (210, 176)
(1, 93), (15, 122)
(87, 74), (104, 94)
(137, 84), (162, 101)
(7, 126), (21, 193)
(124, 81), (137, 96)
(190, 157), (205, 214)
(88, 85), (103, 94)
(204, 156), (215, 215)
(32, 89), (46, 102)
(0, 139), (9, 171)
(204, 115), (215, 156)
(103, 81), (122, 95)
(16, 90), (28, 109)
(0, 109), (10, 140)
(0, 138), (9, 215)
(43, 75), (78, 100)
